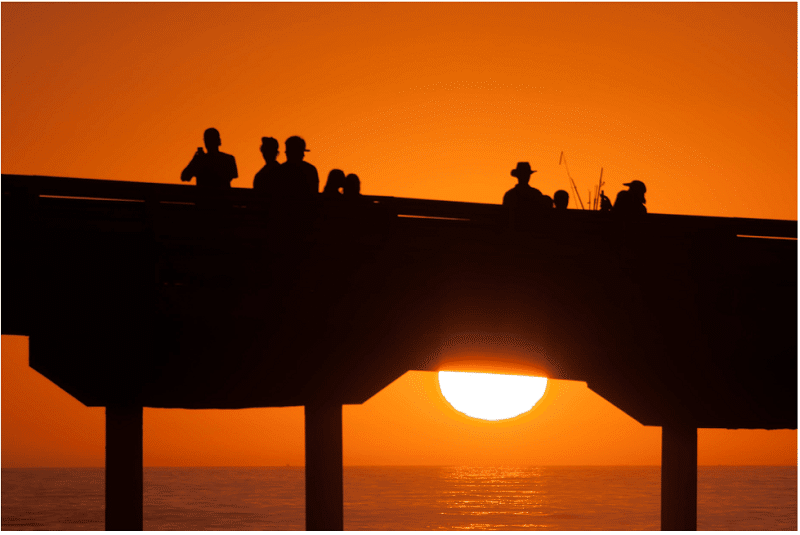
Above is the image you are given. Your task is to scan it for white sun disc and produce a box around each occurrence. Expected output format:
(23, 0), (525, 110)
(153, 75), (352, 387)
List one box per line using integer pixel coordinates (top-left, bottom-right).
(438, 371), (547, 421)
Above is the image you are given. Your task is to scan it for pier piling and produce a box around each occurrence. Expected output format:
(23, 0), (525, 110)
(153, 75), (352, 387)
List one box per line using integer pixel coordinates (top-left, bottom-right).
(105, 405), (144, 531)
(661, 423), (697, 530)
(305, 402), (344, 530)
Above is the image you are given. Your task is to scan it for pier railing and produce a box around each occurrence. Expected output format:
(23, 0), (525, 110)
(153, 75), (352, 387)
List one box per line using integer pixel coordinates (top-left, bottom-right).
(3, 173), (796, 239)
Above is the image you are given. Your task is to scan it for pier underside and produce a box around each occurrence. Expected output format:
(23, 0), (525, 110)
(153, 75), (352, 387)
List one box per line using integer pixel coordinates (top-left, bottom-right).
(3, 175), (797, 530)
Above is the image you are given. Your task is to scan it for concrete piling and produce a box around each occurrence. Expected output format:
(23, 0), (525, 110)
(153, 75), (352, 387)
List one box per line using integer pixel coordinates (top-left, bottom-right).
(105, 405), (144, 531)
(661, 423), (697, 530)
(305, 402), (344, 530)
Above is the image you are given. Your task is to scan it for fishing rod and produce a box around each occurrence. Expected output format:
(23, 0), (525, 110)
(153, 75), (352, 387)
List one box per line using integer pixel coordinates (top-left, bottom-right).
(594, 167), (605, 211)
(558, 151), (585, 210)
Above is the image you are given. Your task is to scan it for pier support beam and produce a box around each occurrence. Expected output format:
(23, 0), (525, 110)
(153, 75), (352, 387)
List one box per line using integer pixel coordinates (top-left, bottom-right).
(105, 405), (143, 531)
(305, 402), (344, 531)
(661, 423), (697, 531)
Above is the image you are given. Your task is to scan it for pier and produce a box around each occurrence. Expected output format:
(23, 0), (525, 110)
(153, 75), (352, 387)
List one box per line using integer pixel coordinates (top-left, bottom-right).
(2, 174), (796, 530)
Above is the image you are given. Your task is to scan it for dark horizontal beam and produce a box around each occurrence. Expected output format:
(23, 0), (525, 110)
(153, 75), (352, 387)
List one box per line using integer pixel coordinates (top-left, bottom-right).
(3, 174), (796, 238)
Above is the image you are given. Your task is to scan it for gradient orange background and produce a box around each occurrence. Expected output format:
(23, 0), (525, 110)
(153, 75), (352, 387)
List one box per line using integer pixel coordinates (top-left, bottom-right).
(2, 3), (796, 467)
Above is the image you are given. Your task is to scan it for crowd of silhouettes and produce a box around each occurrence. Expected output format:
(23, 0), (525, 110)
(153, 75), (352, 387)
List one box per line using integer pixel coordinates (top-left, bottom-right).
(181, 129), (647, 224)
(181, 128), (366, 214)
(502, 160), (646, 227)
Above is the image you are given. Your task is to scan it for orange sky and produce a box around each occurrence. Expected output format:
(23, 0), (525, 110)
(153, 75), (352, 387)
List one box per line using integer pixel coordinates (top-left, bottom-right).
(2, 3), (797, 467)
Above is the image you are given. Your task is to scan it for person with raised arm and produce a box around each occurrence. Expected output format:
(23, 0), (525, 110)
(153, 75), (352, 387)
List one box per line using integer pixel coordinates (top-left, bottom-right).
(181, 128), (238, 189)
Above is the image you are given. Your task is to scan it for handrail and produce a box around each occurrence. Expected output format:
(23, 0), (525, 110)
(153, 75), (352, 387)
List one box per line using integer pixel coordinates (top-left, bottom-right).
(3, 174), (797, 238)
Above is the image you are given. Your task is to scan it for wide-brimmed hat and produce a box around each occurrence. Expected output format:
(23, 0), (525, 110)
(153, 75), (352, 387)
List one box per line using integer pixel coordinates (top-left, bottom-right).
(511, 162), (536, 178)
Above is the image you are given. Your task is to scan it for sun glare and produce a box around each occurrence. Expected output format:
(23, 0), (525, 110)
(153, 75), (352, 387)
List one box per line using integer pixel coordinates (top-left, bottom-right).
(438, 371), (548, 421)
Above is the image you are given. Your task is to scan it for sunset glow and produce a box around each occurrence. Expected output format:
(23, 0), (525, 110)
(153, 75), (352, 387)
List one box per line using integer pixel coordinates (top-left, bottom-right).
(2, 2), (796, 471)
(438, 372), (548, 421)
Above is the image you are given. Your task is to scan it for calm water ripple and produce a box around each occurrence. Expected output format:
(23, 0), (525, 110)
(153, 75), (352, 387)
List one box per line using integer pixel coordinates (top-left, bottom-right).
(1, 466), (796, 530)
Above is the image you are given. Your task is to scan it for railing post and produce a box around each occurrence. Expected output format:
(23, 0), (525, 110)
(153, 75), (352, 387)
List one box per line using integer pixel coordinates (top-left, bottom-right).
(661, 423), (697, 530)
(105, 405), (143, 531)
(305, 402), (344, 531)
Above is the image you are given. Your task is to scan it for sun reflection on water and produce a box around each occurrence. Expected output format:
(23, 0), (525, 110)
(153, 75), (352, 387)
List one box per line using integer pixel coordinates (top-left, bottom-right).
(435, 466), (552, 530)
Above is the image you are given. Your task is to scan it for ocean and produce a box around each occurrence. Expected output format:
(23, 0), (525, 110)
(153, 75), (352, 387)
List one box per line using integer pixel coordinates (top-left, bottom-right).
(2, 466), (796, 530)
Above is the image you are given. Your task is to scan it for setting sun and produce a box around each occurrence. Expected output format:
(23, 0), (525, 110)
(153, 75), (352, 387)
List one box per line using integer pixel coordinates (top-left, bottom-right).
(438, 371), (548, 421)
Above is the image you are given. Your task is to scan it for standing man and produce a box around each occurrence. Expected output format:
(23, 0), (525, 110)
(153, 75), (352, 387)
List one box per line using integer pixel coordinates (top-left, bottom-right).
(278, 136), (320, 204)
(181, 128), (238, 189)
(503, 162), (543, 229)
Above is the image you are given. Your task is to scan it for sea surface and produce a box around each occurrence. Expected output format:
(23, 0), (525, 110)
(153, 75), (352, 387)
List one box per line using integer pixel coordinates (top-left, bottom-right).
(2, 466), (796, 530)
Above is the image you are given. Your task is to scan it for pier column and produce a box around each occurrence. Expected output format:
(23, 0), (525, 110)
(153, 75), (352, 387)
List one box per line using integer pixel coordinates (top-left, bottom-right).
(304, 402), (344, 531)
(105, 405), (143, 531)
(661, 423), (697, 531)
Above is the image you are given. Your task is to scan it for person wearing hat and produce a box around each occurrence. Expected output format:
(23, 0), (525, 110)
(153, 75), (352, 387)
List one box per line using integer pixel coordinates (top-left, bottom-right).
(181, 127), (238, 189)
(278, 135), (320, 205)
(503, 162), (544, 228)
(613, 180), (647, 215)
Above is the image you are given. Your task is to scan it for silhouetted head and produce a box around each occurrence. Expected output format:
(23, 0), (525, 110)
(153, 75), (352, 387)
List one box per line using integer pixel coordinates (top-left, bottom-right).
(542, 195), (554, 209)
(324, 169), (346, 194)
(554, 189), (569, 209)
(260, 137), (279, 163)
(285, 136), (309, 162)
(510, 162), (536, 185)
(624, 180), (647, 204)
(203, 128), (221, 153)
(344, 173), (361, 196)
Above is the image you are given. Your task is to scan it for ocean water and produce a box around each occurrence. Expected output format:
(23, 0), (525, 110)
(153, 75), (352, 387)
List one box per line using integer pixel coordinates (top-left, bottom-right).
(2, 466), (796, 530)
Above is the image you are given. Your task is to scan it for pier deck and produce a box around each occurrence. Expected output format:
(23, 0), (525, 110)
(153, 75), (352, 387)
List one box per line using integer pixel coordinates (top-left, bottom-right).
(3, 174), (796, 530)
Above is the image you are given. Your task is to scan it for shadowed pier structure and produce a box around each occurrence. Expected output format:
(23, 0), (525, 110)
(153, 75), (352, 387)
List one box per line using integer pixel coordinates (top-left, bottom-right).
(3, 174), (797, 531)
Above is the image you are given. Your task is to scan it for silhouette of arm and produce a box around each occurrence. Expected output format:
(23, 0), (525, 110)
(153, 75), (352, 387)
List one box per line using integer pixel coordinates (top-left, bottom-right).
(181, 158), (198, 183)
(181, 150), (204, 183)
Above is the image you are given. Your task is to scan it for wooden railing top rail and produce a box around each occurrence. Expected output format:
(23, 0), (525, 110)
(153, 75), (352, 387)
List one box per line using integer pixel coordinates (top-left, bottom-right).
(3, 174), (797, 238)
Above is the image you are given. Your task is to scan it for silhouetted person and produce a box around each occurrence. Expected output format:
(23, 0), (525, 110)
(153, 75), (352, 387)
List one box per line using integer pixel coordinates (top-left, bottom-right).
(278, 136), (320, 204)
(613, 180), (647, 215)
(554, 190), (569, 210)
(503, 162), (543, 229)
(343, 173), (362, 198)
(599, 191), (613, 212)
(253, 137), (281, 191)
(541, 194), (554, 209)
(322, 169), (346, 199)
(181, 128), (238, 189)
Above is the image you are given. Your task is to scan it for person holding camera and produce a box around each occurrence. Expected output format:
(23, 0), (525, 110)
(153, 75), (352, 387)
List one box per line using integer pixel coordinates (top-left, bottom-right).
(181, 127), (238, 189)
